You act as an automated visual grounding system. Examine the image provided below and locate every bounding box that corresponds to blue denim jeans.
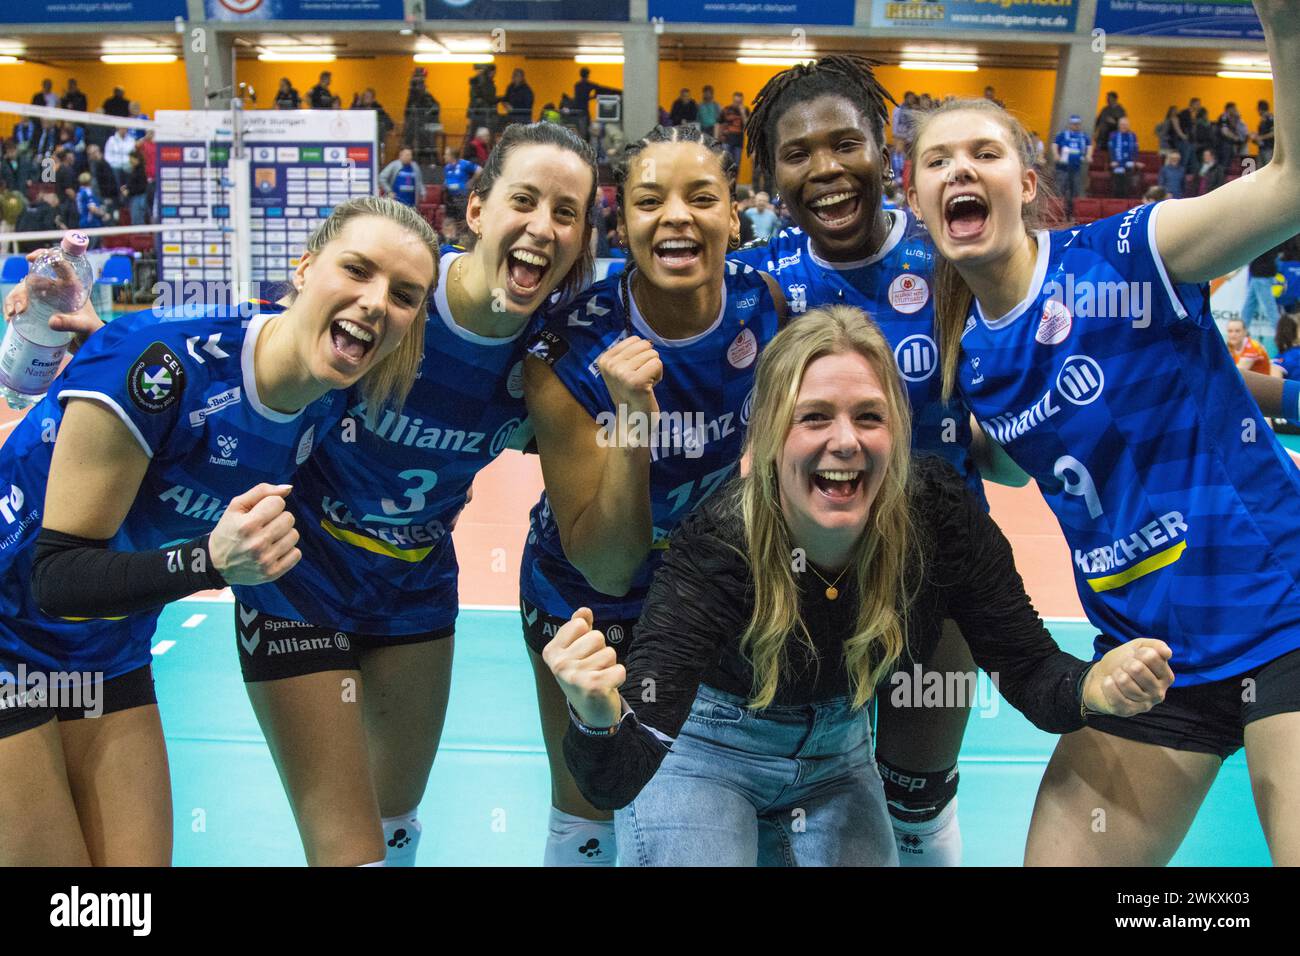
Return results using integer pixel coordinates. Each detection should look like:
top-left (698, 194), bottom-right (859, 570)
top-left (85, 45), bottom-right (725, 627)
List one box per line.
top-left (1241, 275), bottom-right (1280, 337)
top-left (615, 684), bottom-right (898, 866)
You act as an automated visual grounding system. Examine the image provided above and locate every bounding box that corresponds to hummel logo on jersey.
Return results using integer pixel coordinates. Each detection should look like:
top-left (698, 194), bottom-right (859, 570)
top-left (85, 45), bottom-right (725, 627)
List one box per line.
top-left (185, 333), bottom-right (229, 365)
top-left (788, 283), bottom-right (808, 314)
top-left (568, 297), bottom-right (611, 327)
top-left (209, 434), bottom-right (239, 468)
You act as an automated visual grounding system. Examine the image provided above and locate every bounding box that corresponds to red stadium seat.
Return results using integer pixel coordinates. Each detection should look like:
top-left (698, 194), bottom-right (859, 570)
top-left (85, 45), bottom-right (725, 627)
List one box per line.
top-left (1088, 170), bottom-right (1112, 197)
top-left (424, 184), bottom-right (444, 206)
top-left (1101, 198), bottom-right (1136, 219)
top-left (1073, 197), bottom-right (1103, 223)
top-left (417, 203), bottom-right (438, 226)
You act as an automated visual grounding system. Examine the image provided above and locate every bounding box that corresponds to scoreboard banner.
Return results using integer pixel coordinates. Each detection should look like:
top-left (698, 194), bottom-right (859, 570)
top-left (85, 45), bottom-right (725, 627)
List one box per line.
top-left (870, 0), bottom-right (1078, 33)
top-left (155, 110), bottom-right (377, 286)
top-left (0, 0), bottom-right (185, 22)
top-left (425, 0), bottom-right (629, 19)
top-left (647, 0), bottom-right (853, 25)
top-left (204, 0), bottom-right (404, 20)
top-left (1094, 1), bottom-right (1262, 40)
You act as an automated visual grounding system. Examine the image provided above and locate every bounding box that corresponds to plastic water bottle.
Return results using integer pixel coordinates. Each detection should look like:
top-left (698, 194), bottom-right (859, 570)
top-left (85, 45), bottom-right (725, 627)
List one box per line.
top-left (0, 232), bottom-right (93, 409)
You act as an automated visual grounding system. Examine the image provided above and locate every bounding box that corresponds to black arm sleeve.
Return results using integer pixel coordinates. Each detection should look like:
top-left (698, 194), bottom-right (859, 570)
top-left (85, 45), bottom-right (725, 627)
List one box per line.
top-left (922, 461), bottom-right (1089, 734)
top-left (31, 527), bottom-right (228, 618)
top-left (562, 499), bottom-right (752, 810)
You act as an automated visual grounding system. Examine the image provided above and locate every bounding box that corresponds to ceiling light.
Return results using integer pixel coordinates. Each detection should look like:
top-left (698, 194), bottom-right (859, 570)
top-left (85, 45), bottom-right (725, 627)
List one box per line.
top-left (1217, 70), bottom-right (1272, 80)
top-left (100, 54), bottom-right (178, 64)
top-left (257, 50), bottom-right (337, 62)
top-left (414, 53), bottom-right (494, 64)
top-left (441, 37), bottom-right (494, 53)
top-left (574, 54), bottom-right (624, 64)
top-left (1100, 67), bottom-right (1139, 77)
top-left (736, 56), bottom-right (816, 66)
top-left (899, 60), bottom-right (979, 72)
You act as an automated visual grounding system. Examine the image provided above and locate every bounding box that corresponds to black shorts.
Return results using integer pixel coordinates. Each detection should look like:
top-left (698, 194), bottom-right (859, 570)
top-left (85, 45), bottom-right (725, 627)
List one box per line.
top-left (236, 603), bottom-right (454, 683)
top-left (1086, 647), bottom-right (1300, 760)
top-left (0, 665), bottom-right (157, 740)
top-left (520, 598), bottom-right (638, 663)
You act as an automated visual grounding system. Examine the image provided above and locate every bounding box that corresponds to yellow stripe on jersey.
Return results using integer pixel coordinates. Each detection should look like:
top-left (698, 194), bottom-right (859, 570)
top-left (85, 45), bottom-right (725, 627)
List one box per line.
top-left (1087, 540), bottom-right (1186, 593)
top-left (321, 520), bottom-right (433, 563)
top-left (59, 616), bottom-right (128, 622)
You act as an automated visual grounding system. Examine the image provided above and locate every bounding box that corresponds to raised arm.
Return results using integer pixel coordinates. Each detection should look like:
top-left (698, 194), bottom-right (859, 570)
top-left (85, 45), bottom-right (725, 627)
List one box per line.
top-left (524, 347), bottom-right (656, 596)
top-left (1157, 2), bottom-right (1300, 283)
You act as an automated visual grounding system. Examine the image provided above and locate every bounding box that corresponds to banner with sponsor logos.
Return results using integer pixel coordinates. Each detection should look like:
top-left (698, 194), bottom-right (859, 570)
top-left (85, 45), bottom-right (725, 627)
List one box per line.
top-left (425, 0), bottom-right (629, 19)
top-left (871, 0), bottom-right (1078, 33)
top-left (0, 0), bottom-right (185, 21)
top-left (648, 0), bottom-right (853, 25)
top-left (204, 0), bottom-right (403, 20)
top-left (1094, 1), bottom-right (1261, 40)
top-left (154, 110), bottom-right (376, 286)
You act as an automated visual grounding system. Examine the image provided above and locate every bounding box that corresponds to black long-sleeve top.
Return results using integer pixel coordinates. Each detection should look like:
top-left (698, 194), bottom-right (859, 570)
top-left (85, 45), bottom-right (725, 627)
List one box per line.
top-left (564, 456), bottom-right (1091, 811)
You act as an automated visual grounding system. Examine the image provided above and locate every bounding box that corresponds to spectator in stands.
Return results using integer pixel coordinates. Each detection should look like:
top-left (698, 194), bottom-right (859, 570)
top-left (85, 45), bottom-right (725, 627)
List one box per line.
top-left (719, 91), bottom-right (748, 174)
top-left (1191, 106), bottom-right (1216, 168)
top-left (352, 88), bottom-right (394, 152)
top-left (1217, 101), bottom-right (1249, 168)
top-left (137, 128), bottom-right (157, 184)
top-left (1156, 106), bottom-right (1183, 153)
top-left (501, 69), bottom-right (534, 127)
top-left (12, 116), bottom-right (37, 154)
top-left (103, 86), bottom-right (131, 118)
top-left (1, 139), bottom-right (36, 193)
top-left (56, 122), bottom-right (84, 159)
top-left (75, 171), bottom-right (105, 234)
top-left (128, 101), bottom-right (149, 140)
top-left (83, 112), bottom-right (111, 154)
top-left (274, 78), bottom-right (301, 110)
top-left (983, 85), bottom-right (1005, 109)
top-left (1273, 311), bottom-right (1300, 381)
top-left (1256, 99), bottom-right (1275, 166)
top-left (54, 148), bottom-right (78, 204)
top-left (572, 67), bottom-right (621, 140)
top-left (744, 190), bottom-right (781, 242)
top-left (60, 79), bottom-right (87, 114)
top-left (85, 143), bottom-right (118, 215)
top-left (1108, 116), bottom-right (1141, 199)
top-left (1142, 186), bottom-right (1169, 205)
top-left (308, 72), bottom-right (334, 109)
top-left (670, 88), bottom-right (699, 128)
top-left (1241, 244), bottom-right (1284, 336)
top-left (443, 146), bottom-right (480, 222)
top-left (1225, 318), bottom-right (1276, 377)
top-left (31, 119), bottom-right (59, 164)
top-left (1029, 129), bottom-right (1047, 169)
top-left (1053, 113), bottom-right (1092, 217)
top-left (329, 95), bottom-right (343, 109)
top-left (1094, 90), bottom-right (1126, 147)
top-left (1177, 97), bottom-right (1202, 170)
top-left (120, 149), bottom-right (149, 226)
top-left (892, 91), bottom-right (918, 146)
top-left (465, 127), bottom-right (491, 166)
top-left (32, 79), bottom-right (57, 110)
top-left (379, 146), bottom-right (423, 209)
top-left (104, 127), bottom-right (135, 186)
top-left (698, 86), bottom-right (722, 138)
top-left (540, 102), bottom-right (562, 125)
top-left (599, 122), bottom-right (626, 163)
top-left (1195, 147), bottom-right (1225, 195)
top-left (15, 192), bottom-right (66, 252)
top-left (468, 64), bottom-right (498, 133)
top-left (1158, 150), bottom-right (1185, 199)
top-left (403, 70), bottom-right (440, 156)
top-left (918, 92), bottom-right (934, 111)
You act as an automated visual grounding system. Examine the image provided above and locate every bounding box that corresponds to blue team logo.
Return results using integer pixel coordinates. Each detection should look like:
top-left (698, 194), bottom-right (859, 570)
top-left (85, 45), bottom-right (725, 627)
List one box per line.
top-left (127, 341), bottom-right (186, 414)
top-left (894, 334), bottom-right (937, 382)
top-left (1056, 355), bottom-right (1105, 406)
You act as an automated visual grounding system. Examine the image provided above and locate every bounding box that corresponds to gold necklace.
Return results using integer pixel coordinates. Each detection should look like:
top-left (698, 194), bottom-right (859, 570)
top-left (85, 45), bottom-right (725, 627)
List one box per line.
top-left (807, 562), bottom-right (850, 601)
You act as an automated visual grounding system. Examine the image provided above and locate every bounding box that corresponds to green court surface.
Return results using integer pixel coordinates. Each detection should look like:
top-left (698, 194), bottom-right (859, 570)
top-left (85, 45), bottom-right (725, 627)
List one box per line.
top-left (154, 605), bottom-right (1271, 867)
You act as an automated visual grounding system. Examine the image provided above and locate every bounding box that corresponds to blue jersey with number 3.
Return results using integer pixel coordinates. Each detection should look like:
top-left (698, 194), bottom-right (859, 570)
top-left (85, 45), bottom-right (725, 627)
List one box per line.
top-left (956, 203), bottom-right (1300, 683)
top-left (520, 262), bottom-right (783, 621)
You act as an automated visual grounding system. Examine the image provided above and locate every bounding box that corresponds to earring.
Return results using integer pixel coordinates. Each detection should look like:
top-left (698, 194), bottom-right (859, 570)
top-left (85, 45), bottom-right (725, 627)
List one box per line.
top-left (728, 233), bottom-right (741, 249)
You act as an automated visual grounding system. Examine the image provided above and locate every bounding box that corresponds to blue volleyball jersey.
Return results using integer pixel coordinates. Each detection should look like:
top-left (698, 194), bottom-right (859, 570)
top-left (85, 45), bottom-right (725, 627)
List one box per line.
top-left (957, 203), bottom-right (1300, 683)
top-left (733, 208), bottom-right (984, 506)
top-left (237, 249), bottom-right (537, 634)
top-left (0, 306), bottom-right (339, 679)
top-left (521, 261), bottom-right (783, 621)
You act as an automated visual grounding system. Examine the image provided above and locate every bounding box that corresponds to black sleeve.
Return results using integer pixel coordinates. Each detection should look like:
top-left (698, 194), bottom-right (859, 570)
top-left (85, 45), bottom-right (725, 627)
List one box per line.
top-left (918, 460), bottom-right (1089, 734)
top-left (563, 496), bottom-right (752, 810)
top-left (31, 527), bottom-right (228, 618)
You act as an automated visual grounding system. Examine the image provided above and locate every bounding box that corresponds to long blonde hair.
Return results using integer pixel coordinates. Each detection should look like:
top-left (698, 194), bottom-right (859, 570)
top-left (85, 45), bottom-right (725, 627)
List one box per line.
top-left (296, 196), bottom-right (438, 412)
top-left (737, 304), bottom-right (915, 710)
top-left (905, 98), bottom-right (1052, 402)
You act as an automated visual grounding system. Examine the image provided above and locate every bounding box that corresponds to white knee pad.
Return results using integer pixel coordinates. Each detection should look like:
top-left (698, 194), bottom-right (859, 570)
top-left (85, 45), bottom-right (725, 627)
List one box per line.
top-left (382, 809), bottom-right (422, 867)
top-left (544, 807), bottom-right (616, 866)
top-left (892, 797), bottom-right (962, 867)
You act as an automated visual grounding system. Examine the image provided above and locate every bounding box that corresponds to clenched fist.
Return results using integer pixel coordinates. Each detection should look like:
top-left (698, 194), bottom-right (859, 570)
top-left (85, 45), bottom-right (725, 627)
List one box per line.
top-left (543, 607), bottom-right (626, 730)
top-left (1083, 638), bottom-right (1175, 717)
top-left (596, 336), bottom-right (662, 418)
top-left (209, 483), bottom-right (301, 585)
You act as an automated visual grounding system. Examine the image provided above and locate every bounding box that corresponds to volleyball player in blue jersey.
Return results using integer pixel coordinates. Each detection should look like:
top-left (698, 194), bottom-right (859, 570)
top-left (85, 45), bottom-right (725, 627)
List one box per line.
top-left (234, 124), bottom-right (598, 866)
top-left (521, 125), bottom-right (787, 865)
top-left (0, 197), bottom-right (433, 864)
top-left (907, 0), bottom-right (1300, 865)
top-left (731, 55), bottom-right (1020, 866)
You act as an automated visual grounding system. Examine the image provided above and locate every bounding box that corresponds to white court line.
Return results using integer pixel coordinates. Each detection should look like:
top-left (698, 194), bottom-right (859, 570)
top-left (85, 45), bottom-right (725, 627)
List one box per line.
top-left (184, 588), bottom-right (234, 603)
top-left (182, 614), bottom-right (207, 628)
top-left (151, 640), bottom-right (176, 656)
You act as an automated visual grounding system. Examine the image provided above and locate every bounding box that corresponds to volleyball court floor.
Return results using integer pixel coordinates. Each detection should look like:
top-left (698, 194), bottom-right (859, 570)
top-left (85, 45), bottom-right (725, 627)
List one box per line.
top-left (1, 328), bottom-right (1291, 866)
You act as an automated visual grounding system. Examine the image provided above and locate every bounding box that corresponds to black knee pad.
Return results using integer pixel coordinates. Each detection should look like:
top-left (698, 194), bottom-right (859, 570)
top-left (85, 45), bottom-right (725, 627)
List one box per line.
top-left (877, 758), bottom-right (959, 824)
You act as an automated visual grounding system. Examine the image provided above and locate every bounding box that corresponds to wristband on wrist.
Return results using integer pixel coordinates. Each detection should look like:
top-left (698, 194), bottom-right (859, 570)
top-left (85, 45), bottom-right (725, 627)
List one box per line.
top-left (567, 700), bottom-right (625, 737)
top-left (1077, 662), bottom-right (1101, 721)
top-left (1282, 378), bottom-right (1300, 426)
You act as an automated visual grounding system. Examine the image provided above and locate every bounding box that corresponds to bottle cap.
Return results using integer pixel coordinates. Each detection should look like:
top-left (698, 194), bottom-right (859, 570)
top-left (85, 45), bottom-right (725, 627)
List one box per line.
top-left (62, 232), bottom-right (90, 256)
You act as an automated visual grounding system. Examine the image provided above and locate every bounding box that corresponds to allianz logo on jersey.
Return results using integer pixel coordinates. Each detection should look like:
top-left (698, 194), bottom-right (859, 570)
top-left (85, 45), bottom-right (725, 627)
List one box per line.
top-left (978, 354), bottom-right (1105, 445)
top-left (894, 334), bottom-right (937, 383)
top-left (188, 386), bottom-right (242, 427)
top-left (346, 399), bottom-right (517, 457)
top-left (159, 484), bottom-right (227, 523)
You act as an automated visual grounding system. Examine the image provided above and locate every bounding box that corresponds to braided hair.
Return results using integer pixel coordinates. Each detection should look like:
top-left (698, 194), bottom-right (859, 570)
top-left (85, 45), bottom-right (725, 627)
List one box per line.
top-left (612, 123), bottom-right (738, 211)
top-left (745, 55), bottom-right (896, 181)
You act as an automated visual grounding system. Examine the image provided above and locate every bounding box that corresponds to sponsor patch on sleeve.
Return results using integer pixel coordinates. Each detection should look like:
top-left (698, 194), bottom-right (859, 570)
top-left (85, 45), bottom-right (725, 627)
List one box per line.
top-left (127, 341), bottom-right (187, 414)
top-left (527, 329), bottom-right (570, 368)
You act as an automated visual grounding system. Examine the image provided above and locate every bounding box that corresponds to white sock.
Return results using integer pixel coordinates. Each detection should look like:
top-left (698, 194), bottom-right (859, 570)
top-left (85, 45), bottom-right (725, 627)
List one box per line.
top-left (544, 807), bottom-right (616, 866)
top-left (382, 809), bottom-right (422, 867)
top-left (892, 797), bottom-right (962, 867)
